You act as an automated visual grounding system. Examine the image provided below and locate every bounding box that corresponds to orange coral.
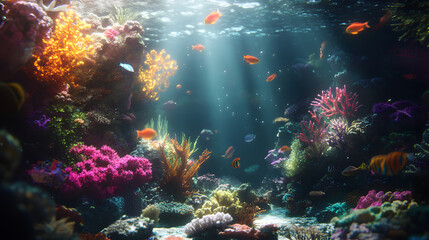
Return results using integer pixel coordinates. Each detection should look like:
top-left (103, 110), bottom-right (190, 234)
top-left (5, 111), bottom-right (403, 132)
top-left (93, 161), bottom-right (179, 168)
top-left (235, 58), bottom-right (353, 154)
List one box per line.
top-left (33, 10), bottom-right (94, 87)
top-left (159, 135), bottom-right (211, 199)
top-left (138, 49), bottom-right (178, 101)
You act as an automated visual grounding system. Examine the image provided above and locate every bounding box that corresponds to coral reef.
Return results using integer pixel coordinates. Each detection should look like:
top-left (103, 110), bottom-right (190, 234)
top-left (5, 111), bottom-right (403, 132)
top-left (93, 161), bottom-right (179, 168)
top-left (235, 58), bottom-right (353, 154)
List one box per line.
top-left (281, 139), bottom-right (310, 178)
top-left (62, 144), bottom-right (152, 199)
top-left (372, 100), bottom-right (424, 125)
top-left (0, 130), bottom-right (22, 181)
top-left (219, 223), bottom-right (279, 240)
top-left (137, 49), bottom-right (178, 101)
top-left (32, 10), bottom-right (94, 87)
top-left (388, 0), bottom-right (429, 47)
top-left (141, 204), bottom-right (160, 226)
top-left (158, 134), bottom-right (211, 200)
top-left (414, 127), bottom-right (429, 169)
top-left (195, 173), bottom-right (220, 193)
top-left (315, 202), bottom-right (350, 223)
top-left (184, 212), bottom-right (233, 238)
top-left (326, 118), bottom-right (349, 151)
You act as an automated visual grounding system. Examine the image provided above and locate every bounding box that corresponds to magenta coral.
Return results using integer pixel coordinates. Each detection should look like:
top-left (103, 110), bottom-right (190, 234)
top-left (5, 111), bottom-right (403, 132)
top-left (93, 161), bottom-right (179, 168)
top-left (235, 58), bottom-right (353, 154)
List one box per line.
top-left (295, 111), bottom-right (327, 145)
top-left (62, 144), bottom-right (152, 199)
top-left (311, 85), bottom-right (361, 119)
top-left (353, 190), bottom-right (412, 210)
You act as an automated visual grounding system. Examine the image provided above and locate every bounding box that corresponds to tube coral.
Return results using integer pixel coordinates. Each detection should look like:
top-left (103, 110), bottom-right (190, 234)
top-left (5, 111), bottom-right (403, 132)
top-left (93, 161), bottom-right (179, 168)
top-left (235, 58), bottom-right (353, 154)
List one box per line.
top-left (32, 10), bottom-right (94, 87)
top-left (138, 49), bottom-right (178, 101)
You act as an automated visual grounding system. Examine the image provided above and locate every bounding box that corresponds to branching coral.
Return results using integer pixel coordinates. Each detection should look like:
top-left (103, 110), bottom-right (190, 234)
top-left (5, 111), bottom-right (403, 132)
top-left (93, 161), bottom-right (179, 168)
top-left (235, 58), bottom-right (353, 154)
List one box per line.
top-left (138, 49), bottom-right (178, 101)
top-left (32, 10), bottom-right (94, 87)
top-left (158, 134), bottom-right (210, 199)
top-left (388, 0), bottom-right (429, 47)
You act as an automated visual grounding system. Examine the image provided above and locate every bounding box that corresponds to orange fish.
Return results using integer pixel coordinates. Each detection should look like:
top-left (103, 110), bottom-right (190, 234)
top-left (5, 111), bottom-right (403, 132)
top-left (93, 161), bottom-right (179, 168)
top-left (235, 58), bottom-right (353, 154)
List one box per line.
top-left (373, 11), bottom-right (391, 32)
top-left (369, 151), bottom-right (407, 176)
top-left (176, 84), bottom-right (182, 89)
top-left (280, 145), bottom-right (290, 152)
top-left (243, 55), bottom-right (259, 64)
top-left (222, 146), bottom-right (235, 159)
top-left (345, 22), bottom-right (370, 35)
top-left (232, 157), bottom-right (240, 168)
top-left (204, 9), bottom-right (222, 24)
top-left (186, 90), bottom-right (192, 95)
top-left (320, 41), bottom-right (327, 59)
top-left (266, 73), bottom-right (277, 82)
top-left (192, 44), bottom-right (205, 52)
top-left (136, 128), bottom-right (157, 140)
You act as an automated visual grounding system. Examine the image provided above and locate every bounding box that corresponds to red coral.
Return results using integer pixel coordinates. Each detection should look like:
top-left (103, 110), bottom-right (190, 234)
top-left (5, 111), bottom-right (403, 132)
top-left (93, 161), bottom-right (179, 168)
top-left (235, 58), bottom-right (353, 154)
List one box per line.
top-left (311, 85), bottom-right (361, 119)
top-left (295, 111), bottom-right (327, 145)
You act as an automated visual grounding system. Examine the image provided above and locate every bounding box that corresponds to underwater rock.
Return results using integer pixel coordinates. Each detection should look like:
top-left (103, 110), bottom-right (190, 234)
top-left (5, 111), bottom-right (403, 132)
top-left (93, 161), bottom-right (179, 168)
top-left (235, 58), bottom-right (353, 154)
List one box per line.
top-left (315, 202), bottom-right (350, 223)
top-left (101, 215), bottom-right (153, 240)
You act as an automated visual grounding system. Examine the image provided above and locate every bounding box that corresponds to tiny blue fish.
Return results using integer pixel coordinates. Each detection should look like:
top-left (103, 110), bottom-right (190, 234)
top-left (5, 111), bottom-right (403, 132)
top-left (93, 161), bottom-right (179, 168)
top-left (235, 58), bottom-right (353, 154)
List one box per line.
top-left (119, 63), bottom-right (134, 72)
top-left (244, 134), bottom-right (256, 143)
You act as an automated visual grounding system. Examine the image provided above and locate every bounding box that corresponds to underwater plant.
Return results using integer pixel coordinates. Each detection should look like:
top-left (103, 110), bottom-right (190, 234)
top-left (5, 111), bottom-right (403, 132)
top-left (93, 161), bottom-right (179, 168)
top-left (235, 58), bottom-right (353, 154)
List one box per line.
top-left (109, 6), bottom-right (139, 25)
top-left (144, 115), bottom-right (169, 142)
top-left (388, 0), bottom-right (429, 47)
top-left (32, 10), bottom-right (94, 87)
top-left (158, 134), bottom-right (210, 199)
top-left (138, 49), bottom-right (178, 101)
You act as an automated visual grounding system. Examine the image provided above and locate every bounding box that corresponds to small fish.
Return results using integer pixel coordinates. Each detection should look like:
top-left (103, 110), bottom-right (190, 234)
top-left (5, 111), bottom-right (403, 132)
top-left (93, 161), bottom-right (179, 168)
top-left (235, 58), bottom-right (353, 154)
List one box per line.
top-left (341, 164), bottom-right (366, 176)
top-left (319, 41), bottom-right (327, 59)
top-left (232, 157), bottom-right (240, 168)
top-left (192, 44), bottom-right (205, 52)
top-left (309, 191), bottom-right (326, 197)
top-left (204, 9), bottom-right (222, 24)
top-left (345, 22), bottom-right (370, 35)
top-left (222, 146), bottom-right (235, 159)
top-left (136, 128), bottom-right (157, 140)
top-left (280, 145), bottom-right (290, 152)
top-left (273, 117), bottom-right (289, 123)
top-left (119, 63), bottom-right (134, 72)
top-left (244, 134), bottom-right (256, 143)
top-left (186, 90), bottom-right (192, 95)
top-left (266, 73), bottom-right (277, 82)
top-left (373, 11), bottom-right (391, 32)
top-left (243, 55), bottom-right (260, 64)
top-left (176, 84), bottom-right (182, 89)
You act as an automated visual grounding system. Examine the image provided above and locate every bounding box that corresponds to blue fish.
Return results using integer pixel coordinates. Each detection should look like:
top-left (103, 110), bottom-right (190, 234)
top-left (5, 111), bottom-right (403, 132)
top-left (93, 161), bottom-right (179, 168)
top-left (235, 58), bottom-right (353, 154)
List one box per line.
top-left (244, 134), bottom-right (256, 142)
top-left (119, 63), bottom-right (134, 72)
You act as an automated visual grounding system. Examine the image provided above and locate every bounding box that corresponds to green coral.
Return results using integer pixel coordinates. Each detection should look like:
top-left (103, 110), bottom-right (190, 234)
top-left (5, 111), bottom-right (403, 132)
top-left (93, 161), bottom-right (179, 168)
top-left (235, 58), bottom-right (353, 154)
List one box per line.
top-left (282, 139), bottom-right (309, 178)
top-left (333, 200), bottom-right (418, 227)
top-left (388, 0), bottom-right (429, 47)
top-left (154, 201), bottom-right (194, 226)
top-left (194, 190), bottom-right (242, 220)
top-left (47, 104), bottom-right (85, 164)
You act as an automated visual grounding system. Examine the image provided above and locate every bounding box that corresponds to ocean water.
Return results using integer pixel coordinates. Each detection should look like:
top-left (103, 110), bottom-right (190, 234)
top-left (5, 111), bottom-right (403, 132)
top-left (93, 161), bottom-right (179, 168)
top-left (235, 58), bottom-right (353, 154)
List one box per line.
top-left (1, 0), bottom-right (429, 239)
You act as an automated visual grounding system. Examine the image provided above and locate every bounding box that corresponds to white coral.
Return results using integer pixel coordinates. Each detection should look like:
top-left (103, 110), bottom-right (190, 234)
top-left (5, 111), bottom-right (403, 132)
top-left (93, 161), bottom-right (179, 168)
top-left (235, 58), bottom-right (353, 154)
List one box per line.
top-left (184, 212), bottom-right (233, 237)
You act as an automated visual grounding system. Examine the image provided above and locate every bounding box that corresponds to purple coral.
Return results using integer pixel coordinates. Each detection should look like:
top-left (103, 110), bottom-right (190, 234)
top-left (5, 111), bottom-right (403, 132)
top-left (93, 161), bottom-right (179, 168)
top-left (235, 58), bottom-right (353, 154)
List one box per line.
top-left (62, 144), bottom-right (152, 199)
top-left (0, 1), bottom-right (53, 73)
top-left (372, 100), bottom-right (424, 125)
top-left (326, 118), bottom-right (349, 150)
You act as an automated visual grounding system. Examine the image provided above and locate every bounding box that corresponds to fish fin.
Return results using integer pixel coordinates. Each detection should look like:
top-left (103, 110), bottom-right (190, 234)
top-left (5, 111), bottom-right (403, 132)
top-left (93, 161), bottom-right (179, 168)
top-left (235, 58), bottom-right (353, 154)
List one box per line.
top-left (359, 163), bottom-right (368, 170)
top-left (365, 22), bottom-right (370, 28)
top-left (217, 9), bottom-right (222, 16)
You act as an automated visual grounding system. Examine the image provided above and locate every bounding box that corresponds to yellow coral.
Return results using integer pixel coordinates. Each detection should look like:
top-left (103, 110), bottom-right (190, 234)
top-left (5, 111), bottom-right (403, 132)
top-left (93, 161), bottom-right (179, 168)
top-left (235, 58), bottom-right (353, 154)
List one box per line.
top-left (33, 10), bottom-right (94, 86)
top-left (194, 190), bottom-right (242, 219)
top-left (138, 49), bottom-right (178, 101)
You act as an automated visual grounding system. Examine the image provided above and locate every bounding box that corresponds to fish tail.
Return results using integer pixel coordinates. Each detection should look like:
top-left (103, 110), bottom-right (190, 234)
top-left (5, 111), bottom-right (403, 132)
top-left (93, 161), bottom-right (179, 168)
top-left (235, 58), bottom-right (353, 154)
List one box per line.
top-left (364, 22), bottom-right (370, 28)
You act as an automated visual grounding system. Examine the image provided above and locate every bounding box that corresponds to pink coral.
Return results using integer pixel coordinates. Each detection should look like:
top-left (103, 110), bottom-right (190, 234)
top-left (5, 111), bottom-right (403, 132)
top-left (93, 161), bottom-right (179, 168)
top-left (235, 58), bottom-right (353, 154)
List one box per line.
top-left (62, 144), bottom-right (152, 199)
top-left (311, 85), bottom-right (361, 119)
top-left (353, 190), bottom-right (412, 210)
top-left (295, 111), bottom-right (327, 145)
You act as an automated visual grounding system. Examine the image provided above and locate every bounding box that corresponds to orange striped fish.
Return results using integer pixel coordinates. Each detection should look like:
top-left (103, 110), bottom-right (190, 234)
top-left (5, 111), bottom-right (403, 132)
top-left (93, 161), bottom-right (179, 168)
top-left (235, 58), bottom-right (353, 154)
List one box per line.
top-left (369, 152), bottom-right (407, 176)
top-left (232, 157), bottom-right (240, 168)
